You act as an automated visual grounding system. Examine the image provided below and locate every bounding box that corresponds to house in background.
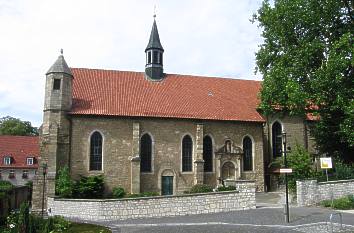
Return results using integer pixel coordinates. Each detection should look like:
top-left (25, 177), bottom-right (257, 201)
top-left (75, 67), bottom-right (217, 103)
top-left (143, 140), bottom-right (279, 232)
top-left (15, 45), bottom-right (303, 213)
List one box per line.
top-left (0, 135), bottom-right (39, 186)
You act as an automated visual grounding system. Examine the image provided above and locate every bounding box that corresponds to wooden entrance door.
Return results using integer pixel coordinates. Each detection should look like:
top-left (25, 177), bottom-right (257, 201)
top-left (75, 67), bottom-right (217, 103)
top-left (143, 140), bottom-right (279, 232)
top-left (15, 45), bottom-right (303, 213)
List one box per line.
top-left (162, 176), bottom-right (173, 195)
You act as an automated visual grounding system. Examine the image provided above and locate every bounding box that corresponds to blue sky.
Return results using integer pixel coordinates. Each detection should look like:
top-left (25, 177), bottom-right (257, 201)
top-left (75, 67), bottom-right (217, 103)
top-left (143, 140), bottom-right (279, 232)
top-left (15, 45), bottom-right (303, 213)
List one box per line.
top-left (0, 0), bottom-right (263, 126)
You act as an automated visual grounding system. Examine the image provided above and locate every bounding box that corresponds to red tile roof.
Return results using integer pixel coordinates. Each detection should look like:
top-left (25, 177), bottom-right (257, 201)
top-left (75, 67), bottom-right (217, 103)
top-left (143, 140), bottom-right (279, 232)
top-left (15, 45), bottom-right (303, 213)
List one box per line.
top-left (0, 136), bottom-right (39, 169)
top-left (71, 68), bottom-right (265, 122)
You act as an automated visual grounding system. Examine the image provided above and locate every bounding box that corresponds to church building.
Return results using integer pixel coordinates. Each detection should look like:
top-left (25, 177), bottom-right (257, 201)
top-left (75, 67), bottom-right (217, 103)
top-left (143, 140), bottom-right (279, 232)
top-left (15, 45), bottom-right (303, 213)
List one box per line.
top-left (32, 18), bottom-right (316, 211)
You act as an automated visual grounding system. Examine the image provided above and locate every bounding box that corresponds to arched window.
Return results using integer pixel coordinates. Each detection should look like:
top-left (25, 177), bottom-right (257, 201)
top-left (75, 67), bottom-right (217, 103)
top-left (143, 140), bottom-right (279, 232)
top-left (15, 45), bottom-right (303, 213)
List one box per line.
top-left (140, 134), bottom-right (152, 172)
top-left (182, 135), bottom-right (193, 172)
top-left (243, 136), bottom-right (253, 171)
top-left (272, 122), bottom-right (282, 158)
top-left (203, 136), bottom-right (213, 172)
top-left (90, 131), bottom-right (102, 171)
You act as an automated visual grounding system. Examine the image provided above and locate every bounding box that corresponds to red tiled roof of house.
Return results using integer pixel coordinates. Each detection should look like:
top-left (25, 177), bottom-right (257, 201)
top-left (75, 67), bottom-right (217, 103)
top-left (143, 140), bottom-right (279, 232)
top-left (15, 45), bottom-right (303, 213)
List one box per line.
top-left (0, 136), bottom-right (39, 169)
top-left (71, 68), bottom-right (265, 122)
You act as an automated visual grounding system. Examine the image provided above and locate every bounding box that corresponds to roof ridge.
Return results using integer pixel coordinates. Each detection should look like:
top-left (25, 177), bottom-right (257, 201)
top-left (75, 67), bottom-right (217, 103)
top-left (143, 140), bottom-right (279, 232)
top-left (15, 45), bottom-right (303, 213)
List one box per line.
top-left (71, 67), bottom-right (262, 82)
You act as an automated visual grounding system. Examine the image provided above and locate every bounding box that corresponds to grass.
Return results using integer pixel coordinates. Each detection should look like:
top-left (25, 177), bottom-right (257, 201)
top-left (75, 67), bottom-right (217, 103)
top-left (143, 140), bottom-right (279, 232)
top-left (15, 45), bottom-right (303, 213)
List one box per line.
top-left (0, 222), bottom-right (111, 233)
top-left (64, 223), bottom-right (111, 233)
top-left (320, 195), bottom-right (354, 210)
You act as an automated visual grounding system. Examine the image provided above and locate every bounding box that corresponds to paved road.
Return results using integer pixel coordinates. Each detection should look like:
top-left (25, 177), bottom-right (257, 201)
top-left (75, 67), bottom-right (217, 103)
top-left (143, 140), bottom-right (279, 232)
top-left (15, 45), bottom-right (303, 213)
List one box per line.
top-left (73, 192), bottom-right (354, 233)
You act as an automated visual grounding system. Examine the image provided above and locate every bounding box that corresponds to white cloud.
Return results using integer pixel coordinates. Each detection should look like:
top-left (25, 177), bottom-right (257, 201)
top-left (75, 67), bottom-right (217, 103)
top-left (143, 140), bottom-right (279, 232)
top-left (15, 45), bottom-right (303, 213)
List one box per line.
top-left (0, 0), bottom-right (263, 126)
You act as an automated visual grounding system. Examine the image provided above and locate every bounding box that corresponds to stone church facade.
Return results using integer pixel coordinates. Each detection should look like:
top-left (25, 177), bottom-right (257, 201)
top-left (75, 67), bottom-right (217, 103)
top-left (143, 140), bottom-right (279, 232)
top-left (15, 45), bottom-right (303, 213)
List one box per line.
top-left (32, 19), bottom-right (316, 211)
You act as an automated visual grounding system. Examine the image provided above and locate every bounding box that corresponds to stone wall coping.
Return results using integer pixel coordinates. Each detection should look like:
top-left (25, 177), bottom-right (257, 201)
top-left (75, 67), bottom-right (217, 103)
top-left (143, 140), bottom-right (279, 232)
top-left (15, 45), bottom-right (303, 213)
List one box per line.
top-left (48, 190), bottom-right (245, 202)
top-left (318, 179), bottom-right (354, 185)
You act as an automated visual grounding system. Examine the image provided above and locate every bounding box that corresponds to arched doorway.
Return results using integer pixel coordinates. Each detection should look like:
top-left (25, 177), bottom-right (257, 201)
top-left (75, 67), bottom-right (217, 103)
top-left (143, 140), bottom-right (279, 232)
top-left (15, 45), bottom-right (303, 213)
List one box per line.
top-left (221, 161), bottom-right (235, 180)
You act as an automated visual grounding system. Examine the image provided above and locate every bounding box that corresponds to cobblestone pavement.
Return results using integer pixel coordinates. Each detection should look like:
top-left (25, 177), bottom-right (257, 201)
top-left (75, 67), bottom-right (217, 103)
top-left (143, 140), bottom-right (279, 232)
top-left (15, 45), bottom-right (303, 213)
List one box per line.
top-left (75, 206), bottom-right (354, 233)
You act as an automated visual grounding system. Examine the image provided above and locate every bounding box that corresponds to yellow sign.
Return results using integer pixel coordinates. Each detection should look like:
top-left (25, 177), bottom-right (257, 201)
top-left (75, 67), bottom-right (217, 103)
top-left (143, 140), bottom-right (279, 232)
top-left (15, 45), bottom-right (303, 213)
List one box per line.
top-left (320, 157), bottom-right (332, 169)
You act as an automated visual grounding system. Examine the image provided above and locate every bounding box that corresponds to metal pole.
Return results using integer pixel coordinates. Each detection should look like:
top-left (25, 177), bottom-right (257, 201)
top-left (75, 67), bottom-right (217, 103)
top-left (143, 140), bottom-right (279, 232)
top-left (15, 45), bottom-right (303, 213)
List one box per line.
top-left (283, 133), bottom-right (290, 223)
top-left (41, 163), bottom-right (47, 218)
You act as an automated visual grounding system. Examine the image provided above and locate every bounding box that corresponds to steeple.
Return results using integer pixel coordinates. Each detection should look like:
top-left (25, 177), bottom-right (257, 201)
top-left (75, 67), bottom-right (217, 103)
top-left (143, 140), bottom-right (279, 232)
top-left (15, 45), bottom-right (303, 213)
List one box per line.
top-left (145, 16), bottom-right (164, 80)
top-left (46, 50), bottom-right (73, 76)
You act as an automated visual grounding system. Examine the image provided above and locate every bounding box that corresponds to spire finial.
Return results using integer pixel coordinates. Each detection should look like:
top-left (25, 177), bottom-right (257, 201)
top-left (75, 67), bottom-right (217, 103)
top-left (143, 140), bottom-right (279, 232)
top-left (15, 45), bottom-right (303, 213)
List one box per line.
top-left (153, 5), bottom-right (156, 19)
top-left (60, 48), bottom-right (63, 55)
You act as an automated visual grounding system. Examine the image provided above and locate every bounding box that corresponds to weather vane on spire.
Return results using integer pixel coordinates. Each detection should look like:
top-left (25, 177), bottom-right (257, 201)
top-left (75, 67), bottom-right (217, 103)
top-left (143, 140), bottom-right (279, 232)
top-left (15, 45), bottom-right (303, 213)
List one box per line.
top-left (60, 48), bottom-right (63, 55)
top-left (153, 5), bottom-right (156, 18)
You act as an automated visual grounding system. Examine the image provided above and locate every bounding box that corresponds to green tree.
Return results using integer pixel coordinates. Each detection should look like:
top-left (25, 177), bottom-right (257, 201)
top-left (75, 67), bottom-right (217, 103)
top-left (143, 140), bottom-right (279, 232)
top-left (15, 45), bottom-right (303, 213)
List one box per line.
top-left (0, 116), bottom-right (38, 136)
top-left (253, 0), bottom-right (354, 162)
top-left (55, 166), bottom-right (74, 198)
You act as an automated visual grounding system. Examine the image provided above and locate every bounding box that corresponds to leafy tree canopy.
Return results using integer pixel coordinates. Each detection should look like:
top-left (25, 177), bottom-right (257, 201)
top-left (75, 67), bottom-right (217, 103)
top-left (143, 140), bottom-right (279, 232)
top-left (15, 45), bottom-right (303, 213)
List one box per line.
top-left (0, 116), bottom-right (38, 136)
top-left (253, 0), bottom-right (353, 161)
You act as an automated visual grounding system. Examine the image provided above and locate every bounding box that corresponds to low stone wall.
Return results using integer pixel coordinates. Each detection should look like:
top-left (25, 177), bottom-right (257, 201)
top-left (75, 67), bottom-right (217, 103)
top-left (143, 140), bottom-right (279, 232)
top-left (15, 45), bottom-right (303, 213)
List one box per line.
top-left (47, 181), bottom-right (255, 221)
top-left (297, 179), bottom-right (354, 206)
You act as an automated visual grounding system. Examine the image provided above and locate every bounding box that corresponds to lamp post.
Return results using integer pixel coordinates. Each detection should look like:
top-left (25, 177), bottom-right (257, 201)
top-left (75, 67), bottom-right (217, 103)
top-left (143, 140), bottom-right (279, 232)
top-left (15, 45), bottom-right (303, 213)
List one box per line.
top-left (41, 163), bottom-right (47, 218)
top-left (282, 132), bottom-right (290, 223)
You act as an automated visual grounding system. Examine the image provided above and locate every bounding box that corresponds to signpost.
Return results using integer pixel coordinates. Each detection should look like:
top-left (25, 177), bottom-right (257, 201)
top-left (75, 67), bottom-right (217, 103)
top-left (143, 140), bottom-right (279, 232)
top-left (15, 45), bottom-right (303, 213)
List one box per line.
top-left (279, 168), bottom-right (293, 173)
top-left (320, 157), bottom-right (332, 182)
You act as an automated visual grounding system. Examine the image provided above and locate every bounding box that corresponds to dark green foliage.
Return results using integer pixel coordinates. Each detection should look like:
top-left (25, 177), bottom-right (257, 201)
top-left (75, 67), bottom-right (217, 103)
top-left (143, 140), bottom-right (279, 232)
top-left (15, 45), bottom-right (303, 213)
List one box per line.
top-left (320, 195), bottom-right (354, 210)
top-left (189, 184), bottom-right (213, 194)
top-left (276, 145), bottom-right (319, 192)
top-left (253, 0), bottom-right (354, 162)
top-left (74, 175), bottom-right (104, 198)
top-left (0, 180), bottom-right (13, 192)
top-left (18, 202), bottom-right (29, 233)
top-left (55, 166), bottom-right (74, 198)
top-left (112, 187), bottom-right (125, 198)
top-left (0, 116), bottom-right (38, 136)
top-left (332, 159), bottom-right (354, 180)
top-left (217, 186), bottom-right (236, 192)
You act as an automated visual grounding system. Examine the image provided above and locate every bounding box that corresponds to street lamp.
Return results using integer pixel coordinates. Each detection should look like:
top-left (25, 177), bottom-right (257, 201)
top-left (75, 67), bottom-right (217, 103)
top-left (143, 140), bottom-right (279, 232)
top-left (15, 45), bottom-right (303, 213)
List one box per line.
top-left (282, 132), bottom-right (290, 223)
top-left (41, 163), bottom-right (48, 218)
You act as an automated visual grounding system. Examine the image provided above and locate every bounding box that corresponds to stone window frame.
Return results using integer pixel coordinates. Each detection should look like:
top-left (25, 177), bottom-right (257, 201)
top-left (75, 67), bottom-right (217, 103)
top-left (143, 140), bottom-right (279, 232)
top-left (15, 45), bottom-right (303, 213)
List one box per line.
top-left (180, 133), bottom-right (194, 173)
top-left (271, 120), bottom-right (284, 159)
top-left (241, 134), bottom-right (255, 172)
top-left (203, 134), bottom-right (215, 173)
top-left (9, 170), bottom-right (15, 179)
top-left (140, 132), bottom-right (155, 174)
top-left (87, 130), bottom-right (105, 173)
top-left (22, 170), bottom-right (29, 179)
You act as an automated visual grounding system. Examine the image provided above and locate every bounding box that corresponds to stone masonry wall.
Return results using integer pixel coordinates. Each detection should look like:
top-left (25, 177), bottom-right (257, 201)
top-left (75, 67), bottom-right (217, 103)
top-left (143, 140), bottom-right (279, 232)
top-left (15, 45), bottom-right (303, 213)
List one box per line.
top-left (47, 181), bottom-right (255, 221)
top-left (70, 116), bottom-right (265, 194)
top-left (297, 179), bottom-right (354, 206)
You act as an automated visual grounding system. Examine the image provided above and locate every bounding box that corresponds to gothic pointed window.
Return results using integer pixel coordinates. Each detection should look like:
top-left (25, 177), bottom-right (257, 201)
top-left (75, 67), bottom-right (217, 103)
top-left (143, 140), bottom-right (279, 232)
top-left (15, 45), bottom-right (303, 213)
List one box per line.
top-left (140, 134), bottom-right (152, 172)
top-left (243, 136), bottom-right (253, 171)
top-left (272, 122), bottom-right (282, 158)
top-left (182, 135), bottom-right (193, 172)
top-left (203, 136), bottom-right (213, 172)
top-left (90, 131), bottom-right (102, 171)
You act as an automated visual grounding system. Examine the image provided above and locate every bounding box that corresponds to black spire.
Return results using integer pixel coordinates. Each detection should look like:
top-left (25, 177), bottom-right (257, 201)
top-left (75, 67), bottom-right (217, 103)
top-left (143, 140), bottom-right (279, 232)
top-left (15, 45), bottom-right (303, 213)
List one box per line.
top-left (145, 17), bottom-right (164, 80)
top-left (145, 19), bottom-right (164, 52)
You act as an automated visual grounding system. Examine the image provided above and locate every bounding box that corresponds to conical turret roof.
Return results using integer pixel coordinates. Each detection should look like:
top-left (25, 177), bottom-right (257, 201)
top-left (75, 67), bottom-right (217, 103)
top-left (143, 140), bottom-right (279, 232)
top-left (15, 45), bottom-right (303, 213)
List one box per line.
top-left (46, 55), bottom-right (73, 76)
top-left (145, 19), bottom-right (164, 52)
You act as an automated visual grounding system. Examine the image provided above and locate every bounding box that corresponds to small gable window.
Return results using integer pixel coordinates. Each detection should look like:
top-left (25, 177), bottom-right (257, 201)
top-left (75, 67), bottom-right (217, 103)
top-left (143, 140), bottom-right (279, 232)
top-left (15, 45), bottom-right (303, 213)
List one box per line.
top-left (90, 131), bottom-right (103, 171)
top-left (53, 79), bottom-right (61, 90)
top-left (27, 157), bottom-right (34, 165)
top-left (182, 135), bottom-right (193, 172)
top-left (4, 156), bottom-right (11, 165)
top-left (243, 136), bottom-right (253, 171)
top-left (140, 133), bottom-right (152, 172)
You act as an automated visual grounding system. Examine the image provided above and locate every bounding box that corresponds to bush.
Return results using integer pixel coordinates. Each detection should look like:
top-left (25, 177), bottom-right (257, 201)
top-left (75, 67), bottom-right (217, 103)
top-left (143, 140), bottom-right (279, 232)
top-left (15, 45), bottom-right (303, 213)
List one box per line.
top-left (278, 144), bottom-right (319, 193)
top-left (189, 184), bottom-right (213, 194)
top-left (56, 166), bottom-right (74, 198)
top-left (74, 175), bottom-right (104, 198)
top-left (112, 187), bottom-right (125, 198)
top-left (320, 195), bottom-right (354, 210)
top-left (217, 186), bottom-right (236, 192)
top-left (125, 192), bottom-right (159, 198)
